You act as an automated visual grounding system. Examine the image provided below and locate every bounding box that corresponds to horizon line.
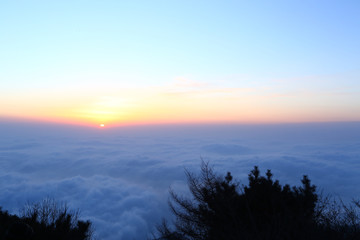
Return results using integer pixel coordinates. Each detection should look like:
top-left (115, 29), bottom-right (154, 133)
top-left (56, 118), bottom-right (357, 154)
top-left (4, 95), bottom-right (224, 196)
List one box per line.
top-left (1, 116), bottom-right (360, 129)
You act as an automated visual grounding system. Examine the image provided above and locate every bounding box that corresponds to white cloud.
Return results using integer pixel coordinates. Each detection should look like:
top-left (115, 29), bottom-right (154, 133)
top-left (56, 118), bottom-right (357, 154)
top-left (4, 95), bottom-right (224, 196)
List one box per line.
top-left (0, 121), bottom-right (360, 239)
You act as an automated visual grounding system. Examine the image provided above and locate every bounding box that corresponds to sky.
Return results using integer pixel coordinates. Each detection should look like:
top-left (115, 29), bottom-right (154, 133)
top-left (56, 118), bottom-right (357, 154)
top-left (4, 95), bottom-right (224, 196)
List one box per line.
top-left (1, 2), bottom-right (360, 240)
top-left (1, 1), bottom-right (360, 126)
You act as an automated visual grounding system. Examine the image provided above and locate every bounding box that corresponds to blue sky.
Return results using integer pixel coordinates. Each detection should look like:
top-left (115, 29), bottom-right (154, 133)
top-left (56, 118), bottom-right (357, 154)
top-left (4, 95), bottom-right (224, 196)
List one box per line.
top-left (1, 1), bottom-right (360, 125)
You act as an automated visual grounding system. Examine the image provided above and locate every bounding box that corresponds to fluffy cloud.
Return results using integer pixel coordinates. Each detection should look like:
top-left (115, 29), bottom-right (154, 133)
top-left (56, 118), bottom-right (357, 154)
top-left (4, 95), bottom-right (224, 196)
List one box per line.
top-left (0, 121), bottom-right (360, 239)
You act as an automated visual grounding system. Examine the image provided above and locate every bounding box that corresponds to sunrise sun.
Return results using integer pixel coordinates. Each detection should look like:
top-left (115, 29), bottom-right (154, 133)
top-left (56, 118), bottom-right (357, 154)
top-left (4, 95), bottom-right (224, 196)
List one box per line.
top-left (99, 124), bottom-right (105, 128)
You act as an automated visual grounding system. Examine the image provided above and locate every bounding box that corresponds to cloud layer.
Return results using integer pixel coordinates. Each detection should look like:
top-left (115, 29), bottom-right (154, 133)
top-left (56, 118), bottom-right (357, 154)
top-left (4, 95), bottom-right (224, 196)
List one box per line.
top-left (0, 121), bottom-right (360, 239)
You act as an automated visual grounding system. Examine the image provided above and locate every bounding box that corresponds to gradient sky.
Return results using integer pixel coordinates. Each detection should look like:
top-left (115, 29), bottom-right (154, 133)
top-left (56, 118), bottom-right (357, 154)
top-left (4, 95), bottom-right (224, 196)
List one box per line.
top-left (1, 1), bottom-right (360, 126)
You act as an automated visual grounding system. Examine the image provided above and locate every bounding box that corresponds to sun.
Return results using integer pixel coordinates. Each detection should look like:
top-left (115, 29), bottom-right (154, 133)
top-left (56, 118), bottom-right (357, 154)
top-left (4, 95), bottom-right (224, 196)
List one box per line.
top-left (99, 123), bottom-right (105, 128)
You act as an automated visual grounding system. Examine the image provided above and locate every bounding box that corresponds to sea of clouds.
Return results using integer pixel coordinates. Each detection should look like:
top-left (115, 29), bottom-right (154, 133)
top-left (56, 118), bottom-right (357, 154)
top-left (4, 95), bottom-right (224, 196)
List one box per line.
top-left (0, 121), bottom-right (360, 240)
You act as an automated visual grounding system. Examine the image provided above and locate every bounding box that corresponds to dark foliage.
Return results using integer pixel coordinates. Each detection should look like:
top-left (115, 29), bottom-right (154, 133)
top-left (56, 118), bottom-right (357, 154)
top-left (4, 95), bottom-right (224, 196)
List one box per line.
top-left (155, 163), bottom-right (360, 240)
top-left (0, 198), bottom-right (93, 240)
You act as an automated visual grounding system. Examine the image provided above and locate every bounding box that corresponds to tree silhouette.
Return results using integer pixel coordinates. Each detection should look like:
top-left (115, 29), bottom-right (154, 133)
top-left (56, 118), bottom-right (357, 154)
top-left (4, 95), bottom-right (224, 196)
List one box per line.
top-left (155, 163), bottom-right (360, 240)
top-left (0, 198), bottom-right (93, 240)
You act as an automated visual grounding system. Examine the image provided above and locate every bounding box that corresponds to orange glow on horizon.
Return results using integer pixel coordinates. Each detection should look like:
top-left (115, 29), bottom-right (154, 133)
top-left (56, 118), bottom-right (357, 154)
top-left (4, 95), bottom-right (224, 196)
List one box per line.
top-left (1, 112), bottom-right (359, 129)
top-left (2, 80), bottom-right (360, 126)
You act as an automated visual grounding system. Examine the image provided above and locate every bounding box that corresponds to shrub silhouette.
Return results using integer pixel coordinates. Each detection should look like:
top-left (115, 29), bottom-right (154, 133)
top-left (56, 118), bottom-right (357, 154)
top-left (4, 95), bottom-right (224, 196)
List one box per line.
top-left (0, 198), bottom-right (93, 240)
top-left (155, 163), bottom-right (360, 240)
